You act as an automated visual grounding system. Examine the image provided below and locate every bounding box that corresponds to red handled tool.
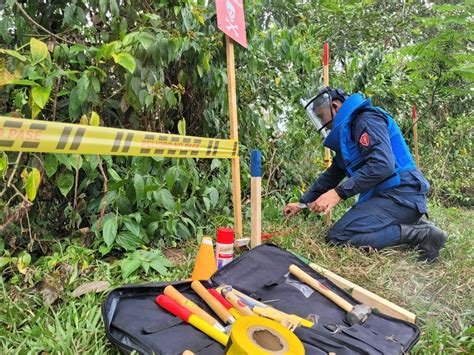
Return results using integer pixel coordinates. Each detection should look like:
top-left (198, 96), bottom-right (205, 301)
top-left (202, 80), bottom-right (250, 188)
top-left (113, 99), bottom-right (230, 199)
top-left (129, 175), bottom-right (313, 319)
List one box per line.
top-left (156, 295), bottom-right (229, 346)
top-left (208, 288), bottom-right (241, 320)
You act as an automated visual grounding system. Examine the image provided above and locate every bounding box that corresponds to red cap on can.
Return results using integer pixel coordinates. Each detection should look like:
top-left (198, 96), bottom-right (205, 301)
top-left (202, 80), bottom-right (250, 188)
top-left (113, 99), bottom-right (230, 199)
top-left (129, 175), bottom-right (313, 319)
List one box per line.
top-left (217, 227), bottom-right (234, 244)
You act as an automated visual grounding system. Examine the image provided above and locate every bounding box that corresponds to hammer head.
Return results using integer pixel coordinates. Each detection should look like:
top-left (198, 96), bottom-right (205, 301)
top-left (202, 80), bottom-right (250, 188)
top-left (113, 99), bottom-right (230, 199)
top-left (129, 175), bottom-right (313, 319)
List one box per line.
top-left (346, 304), bottom-right (372, 325)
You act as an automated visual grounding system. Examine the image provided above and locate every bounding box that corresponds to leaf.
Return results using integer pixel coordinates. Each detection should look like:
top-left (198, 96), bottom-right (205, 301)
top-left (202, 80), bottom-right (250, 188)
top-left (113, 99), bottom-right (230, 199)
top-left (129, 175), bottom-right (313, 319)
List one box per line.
top-left (10, 79), bottom-right (40, 87)
top-left (0, 257), bottom-right (11, 269)
top-left (35, 280), bottom-right (58, 305)
top-left (164, 87), bottom-right (176, 107)
top-left (177, 118), bottom-right (186, 135)
top-left (206, 187), bottom-right (219, 207)
top-left (165, 166), bottom-right (179, 190)
top-left (210, 158), bottom-right (221, 171)
top-left (159, 189), bottom-right (176, 211)
top-left (31, 103), bottom-right (41, 119)
top-left (25, 168), bottom-right (41, 201)
top-left (137, 32), bottom-right (155, 50)
top-left (55, 153), bottom-right (75, 170)
top-left (120, 258), bottom-right (141, 278)
top-left (30, 38), bottom-right (49, 65)
top-left (203, 196), bottom-right (210, 211)
top-left (0, 58), bottom-right (16, 87)
top-left (108, 168), bottom-right (121, 181)
top-left (43, 154), bottom-right (58, 177)
top-left (103, 214), bottom-right (118, 247)
top-left (116, 232), bottom-right (142, 251)
top-left (109, 0), bottom-right (119, 17)
top-left (0, 151), bottom-right (8, 178)
top-left (72, 281), bottom-right (110, 297)
top-left (20, 168), bottom-right (28, 183)
top-left (0, 49), bottom-right (27, 61)
top-left (76, 75), bottom-right (90, 103)
top-left (57, 172), bottom-right (74, 197)
top-left (80, 114), bottom-right (89, 125)
top-left (68, 87), bottom-right (81, 119)
top-left (112, 53), bottom-right (136, 74)
top-left (123, 218), bottom-right (141, 236)
top-left (149, 259), bottom-right (170, 275)
top-left (133, 173), bottom-right (144, 204)
top-left (62, 5), bottom-right (76, 27)
top-left (90, 111), bottom-right (100, 126)
top-left (17, 253), bottom-right (31, 274)
top-left (99, 0), bottom-right (108, 17)
top-left (31, 86), bottom-right (52, 109)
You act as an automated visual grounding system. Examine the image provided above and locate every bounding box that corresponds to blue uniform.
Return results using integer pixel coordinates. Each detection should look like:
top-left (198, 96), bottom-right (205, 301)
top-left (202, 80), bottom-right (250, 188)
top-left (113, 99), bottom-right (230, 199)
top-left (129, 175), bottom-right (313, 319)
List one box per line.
top-left (300, 95), bottom-right (430, 249)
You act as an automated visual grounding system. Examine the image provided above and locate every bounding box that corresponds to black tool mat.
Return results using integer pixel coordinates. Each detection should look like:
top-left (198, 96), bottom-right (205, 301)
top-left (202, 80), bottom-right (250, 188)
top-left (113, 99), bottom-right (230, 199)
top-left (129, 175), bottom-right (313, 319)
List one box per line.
top-left (102, 244), bottom-right (419, 354)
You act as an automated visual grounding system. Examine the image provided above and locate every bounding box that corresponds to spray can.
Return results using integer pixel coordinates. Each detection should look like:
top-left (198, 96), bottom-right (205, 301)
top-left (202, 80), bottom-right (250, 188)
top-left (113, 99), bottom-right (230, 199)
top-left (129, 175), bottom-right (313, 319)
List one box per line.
top-left (215, 227), bottom-right (234, 269)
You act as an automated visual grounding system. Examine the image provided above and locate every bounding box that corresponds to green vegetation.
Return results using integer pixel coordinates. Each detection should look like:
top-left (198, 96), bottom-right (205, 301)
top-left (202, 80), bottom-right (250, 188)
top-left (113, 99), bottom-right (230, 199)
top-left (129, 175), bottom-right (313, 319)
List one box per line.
top-left (0, 0), bottom-right (472, 353)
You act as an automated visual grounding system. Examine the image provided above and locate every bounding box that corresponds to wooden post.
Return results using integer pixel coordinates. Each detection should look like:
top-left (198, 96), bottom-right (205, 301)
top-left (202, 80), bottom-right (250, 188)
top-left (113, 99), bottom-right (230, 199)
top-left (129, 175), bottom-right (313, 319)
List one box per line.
top-left (323, 42), bottom-right (332, 224)
top-left (250, 150), bottom-right (262, 248)
top-left (412, 105), bottom-right (420, 168)
top-left (225, 36), bottom-right (243, 238)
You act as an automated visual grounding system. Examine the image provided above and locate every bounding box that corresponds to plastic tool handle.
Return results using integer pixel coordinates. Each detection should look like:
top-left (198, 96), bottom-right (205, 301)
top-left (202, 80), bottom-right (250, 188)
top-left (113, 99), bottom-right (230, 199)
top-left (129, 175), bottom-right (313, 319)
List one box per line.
top-left (208, 288), bottom-right (233, 310)
top-left (163, 285), bottom-right (220, 326)
top-left (156, 295), bottom-right (229, 346)
top-left (191, 281), bottom-right (234, 324)
top-left (289, 265), bottom-right (353, 312)
top-left (156, 295), bottom-right (192, 322)
top-left (221, 287), bottom-right (255, 316)
top-left (209, 288), bottom-right (241, 319)
top-left (230, 287), bottom-right (314, 328)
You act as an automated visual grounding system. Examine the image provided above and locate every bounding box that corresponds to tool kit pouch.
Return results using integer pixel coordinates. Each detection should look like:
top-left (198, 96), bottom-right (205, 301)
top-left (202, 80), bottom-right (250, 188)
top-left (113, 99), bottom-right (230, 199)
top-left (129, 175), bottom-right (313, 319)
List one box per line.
top-left (102, 244), bottom-right (420, 354)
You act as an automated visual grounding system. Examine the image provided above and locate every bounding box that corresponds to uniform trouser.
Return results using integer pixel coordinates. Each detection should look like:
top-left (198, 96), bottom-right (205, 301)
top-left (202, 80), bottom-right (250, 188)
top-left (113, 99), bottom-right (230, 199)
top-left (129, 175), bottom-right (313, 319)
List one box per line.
top-left (326, 196), bottom-right (423, 250)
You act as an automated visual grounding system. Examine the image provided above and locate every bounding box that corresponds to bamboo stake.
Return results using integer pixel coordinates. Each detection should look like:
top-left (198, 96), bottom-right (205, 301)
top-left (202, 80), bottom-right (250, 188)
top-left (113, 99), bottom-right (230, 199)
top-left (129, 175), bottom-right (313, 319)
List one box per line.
top-left (225, 36), bottom-right (243, 238)
top-left (412, 105), bottom-right (420, 168)
top-left (323, 42), bottom-right (332, 224)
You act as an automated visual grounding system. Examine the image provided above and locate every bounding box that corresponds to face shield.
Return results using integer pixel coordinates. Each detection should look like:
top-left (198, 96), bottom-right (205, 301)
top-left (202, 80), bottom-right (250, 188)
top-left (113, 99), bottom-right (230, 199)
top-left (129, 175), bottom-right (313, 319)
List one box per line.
top-left (300, 89), bottom-right (333, 139)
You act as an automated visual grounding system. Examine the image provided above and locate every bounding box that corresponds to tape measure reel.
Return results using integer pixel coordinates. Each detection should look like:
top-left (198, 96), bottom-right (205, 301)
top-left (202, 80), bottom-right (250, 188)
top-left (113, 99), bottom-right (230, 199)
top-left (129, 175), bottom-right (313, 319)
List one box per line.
top-left (226, 316), bottom-right (305, 355)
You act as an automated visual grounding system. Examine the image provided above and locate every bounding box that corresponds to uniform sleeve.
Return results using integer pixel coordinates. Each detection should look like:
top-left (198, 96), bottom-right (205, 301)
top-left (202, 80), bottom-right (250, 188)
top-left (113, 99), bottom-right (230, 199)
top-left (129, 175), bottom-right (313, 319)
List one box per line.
top-left (335, 110), bottom-right (395, 200)
top-left (300, 159), bottom-right (346, 203)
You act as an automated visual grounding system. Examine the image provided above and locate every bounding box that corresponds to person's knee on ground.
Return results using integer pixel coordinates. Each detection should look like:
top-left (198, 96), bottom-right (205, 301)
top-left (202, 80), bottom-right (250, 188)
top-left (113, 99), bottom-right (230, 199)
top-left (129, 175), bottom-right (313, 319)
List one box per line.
top-left (400, 219), bottom-right (448, 262)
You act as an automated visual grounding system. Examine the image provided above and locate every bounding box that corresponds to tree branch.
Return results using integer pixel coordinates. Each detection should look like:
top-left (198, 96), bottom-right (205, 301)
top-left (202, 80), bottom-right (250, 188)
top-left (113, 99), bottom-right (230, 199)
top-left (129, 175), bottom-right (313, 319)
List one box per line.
top-left (96, 157), bottom-right (108, 229)
top-left (0, 152), bottom-right (22, 198)
top-left (15, 2), bottom-right (75, 45)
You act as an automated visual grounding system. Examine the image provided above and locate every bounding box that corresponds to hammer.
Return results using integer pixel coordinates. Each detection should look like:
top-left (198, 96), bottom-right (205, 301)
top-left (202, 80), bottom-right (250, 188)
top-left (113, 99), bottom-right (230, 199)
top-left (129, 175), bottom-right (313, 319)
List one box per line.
top-left (289, 265), bottom-right (371, 325)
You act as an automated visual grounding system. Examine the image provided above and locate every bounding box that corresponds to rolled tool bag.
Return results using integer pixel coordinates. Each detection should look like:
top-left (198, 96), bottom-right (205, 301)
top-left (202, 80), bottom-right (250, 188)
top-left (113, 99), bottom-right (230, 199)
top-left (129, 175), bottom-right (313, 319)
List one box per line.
top-left (102, 244), bottom-right (420, 354)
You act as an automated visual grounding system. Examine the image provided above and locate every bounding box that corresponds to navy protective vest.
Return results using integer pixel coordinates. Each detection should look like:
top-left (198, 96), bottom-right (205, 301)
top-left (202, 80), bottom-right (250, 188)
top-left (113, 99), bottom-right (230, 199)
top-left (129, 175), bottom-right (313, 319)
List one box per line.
top-left (323, 94), bottom-right (416, 203)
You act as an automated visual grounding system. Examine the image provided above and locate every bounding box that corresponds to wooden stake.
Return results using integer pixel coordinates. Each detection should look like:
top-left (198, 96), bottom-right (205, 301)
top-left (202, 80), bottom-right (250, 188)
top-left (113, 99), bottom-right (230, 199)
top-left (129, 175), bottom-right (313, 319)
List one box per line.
top-left (412, 105), bottom-right (420, 168)
top-left (250, 150), bottom-right (262, 248)
top-left (323, 42), bottom-right (332, 224)
top-left (225, 36), bottom-right (243, 238)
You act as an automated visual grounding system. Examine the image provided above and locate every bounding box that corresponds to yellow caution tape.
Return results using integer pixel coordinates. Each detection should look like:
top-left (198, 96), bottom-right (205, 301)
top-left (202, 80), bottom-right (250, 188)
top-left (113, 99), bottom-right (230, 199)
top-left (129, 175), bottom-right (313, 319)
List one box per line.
top-left (0, 116), bottom-right (238, 159)
top-left (226, 316), bottom-right (305, 355)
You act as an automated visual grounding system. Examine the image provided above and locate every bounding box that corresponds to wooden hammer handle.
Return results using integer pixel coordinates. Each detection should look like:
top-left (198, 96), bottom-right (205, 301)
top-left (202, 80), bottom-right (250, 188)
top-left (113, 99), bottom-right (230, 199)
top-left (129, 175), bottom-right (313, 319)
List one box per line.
top-left (222, 288), bottom-right (255, 316)
top-left (289, 265), bottom-right (353, 312)
top-left (191, 281), bottom-right (234, 324)
top-left (163, 285), bottom-right (220, 326)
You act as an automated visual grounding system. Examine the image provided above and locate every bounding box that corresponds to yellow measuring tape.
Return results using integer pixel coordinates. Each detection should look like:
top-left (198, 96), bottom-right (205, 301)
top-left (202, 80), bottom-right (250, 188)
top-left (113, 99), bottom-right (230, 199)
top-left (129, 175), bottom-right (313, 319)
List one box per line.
top-left (226, 316), bottom-right (305, 355)
top-left (0, 116), bottom-right (238, 159)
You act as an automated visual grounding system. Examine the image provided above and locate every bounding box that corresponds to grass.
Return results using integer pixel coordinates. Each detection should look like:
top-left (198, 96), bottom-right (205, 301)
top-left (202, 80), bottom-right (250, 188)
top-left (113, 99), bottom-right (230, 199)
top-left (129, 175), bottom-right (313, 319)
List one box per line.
top-left (0, 204), bottom-right (472, 354)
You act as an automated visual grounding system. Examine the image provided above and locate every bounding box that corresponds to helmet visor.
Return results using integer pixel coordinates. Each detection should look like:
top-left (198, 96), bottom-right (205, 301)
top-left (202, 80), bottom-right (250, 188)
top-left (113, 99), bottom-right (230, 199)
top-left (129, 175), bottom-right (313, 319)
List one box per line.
top-left (302, 91), bottom-right (333, 138)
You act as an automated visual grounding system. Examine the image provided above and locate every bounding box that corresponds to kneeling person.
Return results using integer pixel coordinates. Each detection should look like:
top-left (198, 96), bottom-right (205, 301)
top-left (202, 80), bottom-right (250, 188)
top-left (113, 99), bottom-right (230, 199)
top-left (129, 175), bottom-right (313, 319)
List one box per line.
top-left (284, 87), bottom-right (447, 262)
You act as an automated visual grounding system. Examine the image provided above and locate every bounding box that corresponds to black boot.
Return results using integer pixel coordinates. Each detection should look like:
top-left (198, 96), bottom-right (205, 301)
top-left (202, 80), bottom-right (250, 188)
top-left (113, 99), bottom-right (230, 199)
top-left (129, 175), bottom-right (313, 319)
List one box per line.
top-left (400, 220), bottom-right (448, 262)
